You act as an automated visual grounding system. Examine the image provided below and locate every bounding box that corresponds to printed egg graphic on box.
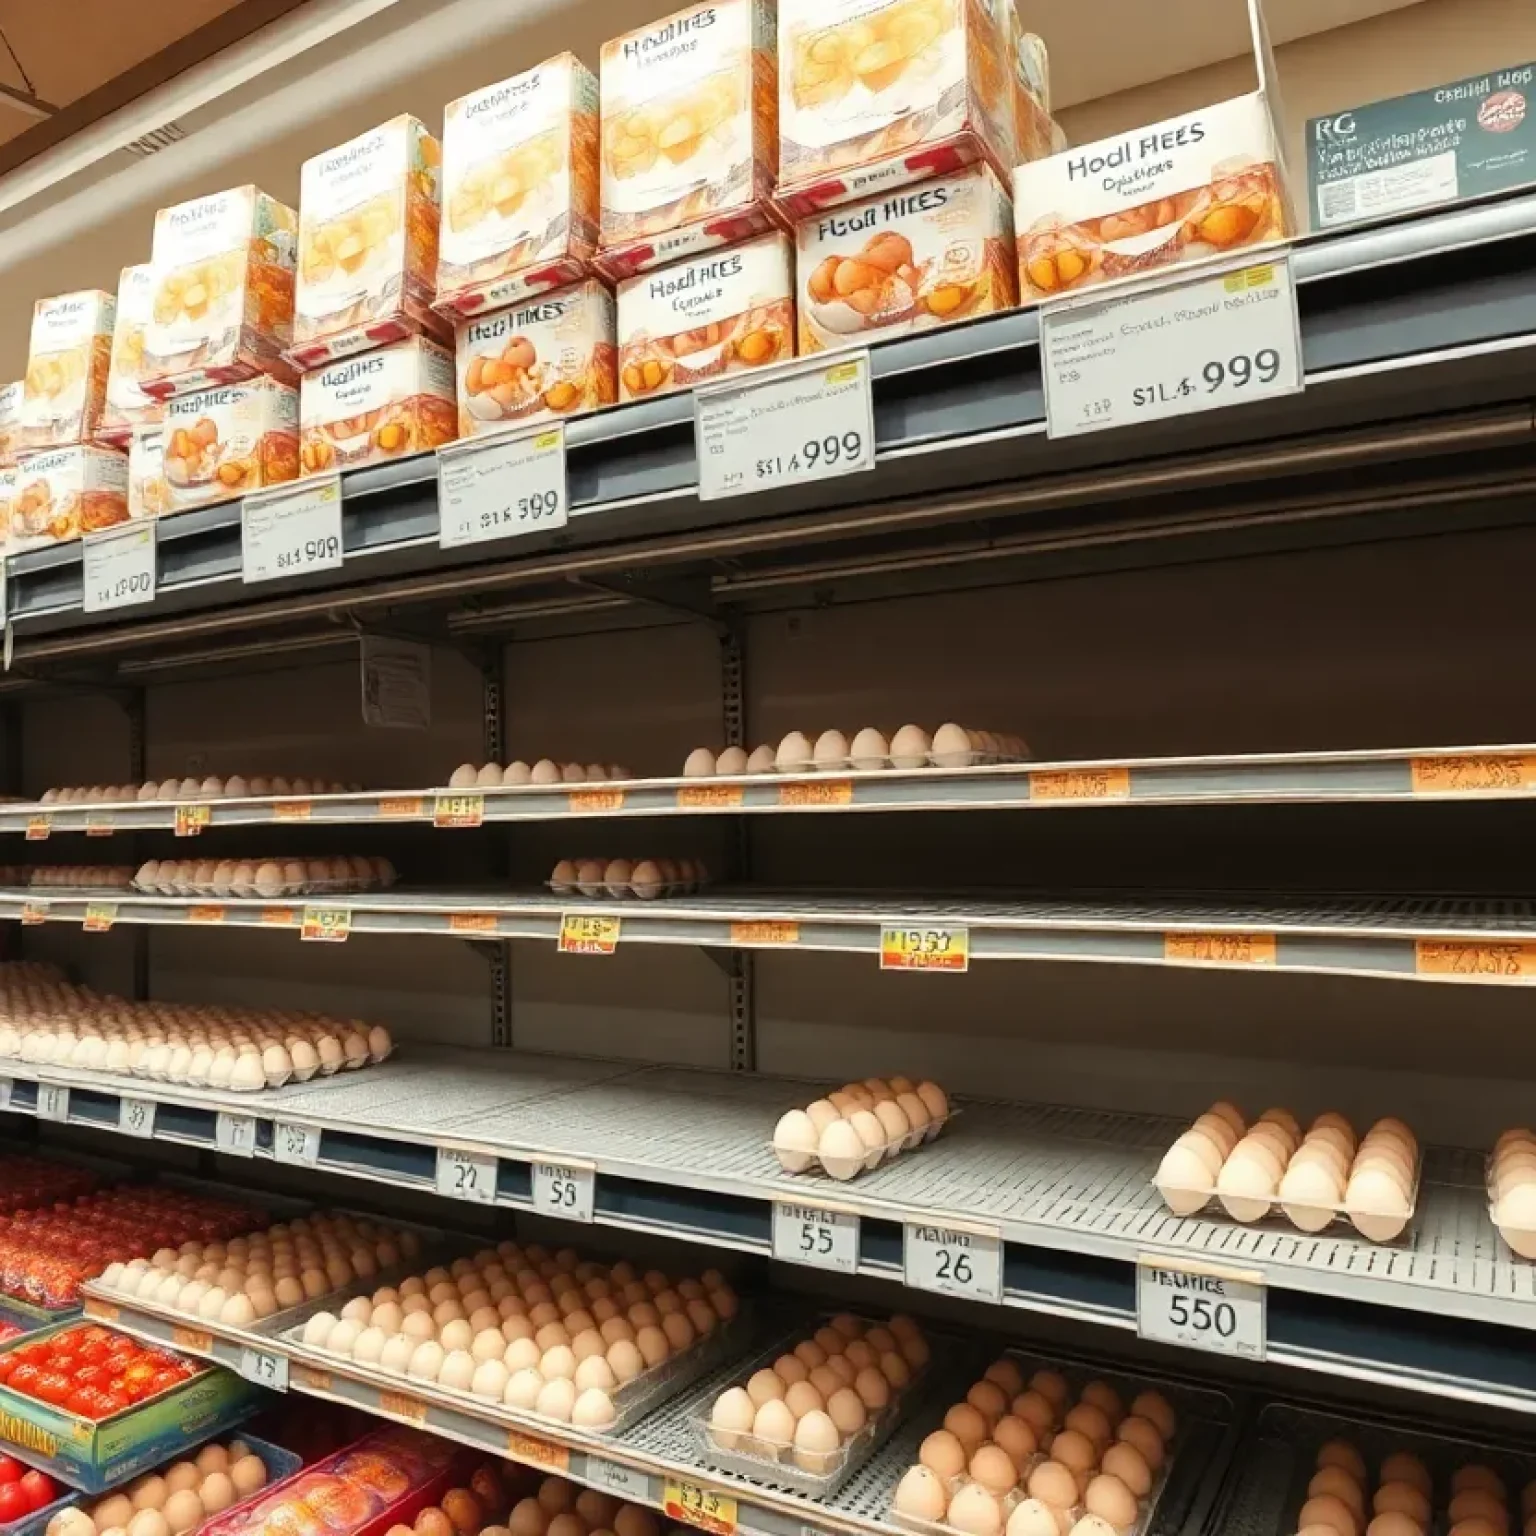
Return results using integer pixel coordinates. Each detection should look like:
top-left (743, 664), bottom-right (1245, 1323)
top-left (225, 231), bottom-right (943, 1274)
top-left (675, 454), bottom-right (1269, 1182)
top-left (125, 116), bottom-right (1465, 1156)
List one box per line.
top-left (299, 336), bottom-right (457, 473)
top-left (162, 377), bottom-right (299, 511)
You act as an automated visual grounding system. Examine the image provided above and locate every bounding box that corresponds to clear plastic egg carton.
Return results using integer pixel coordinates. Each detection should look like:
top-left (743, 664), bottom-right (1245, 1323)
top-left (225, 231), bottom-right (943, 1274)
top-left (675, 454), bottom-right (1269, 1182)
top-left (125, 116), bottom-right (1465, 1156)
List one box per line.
top-left (26, 867), bottom-right (136, 890)
top-left (1211, 1397), bottom-right (1536, 1536)
top-left (1485, 1130), bottom-right (1536, 1259)
top-left (771, 1090), bottom-right (955, 1182)
top-left (694, 1311), bottom-right (943, 1498)
top-left (133, 857), bottom-right (397, 900)
top-left (682, 728), bottom-right (1031, 779)
top-left (123, 1027), bottom-right (393, 1091)
top-left (548, 857), bottom-right (710, 901)
top-left (890, 1347), bottom-right (1233, 1536)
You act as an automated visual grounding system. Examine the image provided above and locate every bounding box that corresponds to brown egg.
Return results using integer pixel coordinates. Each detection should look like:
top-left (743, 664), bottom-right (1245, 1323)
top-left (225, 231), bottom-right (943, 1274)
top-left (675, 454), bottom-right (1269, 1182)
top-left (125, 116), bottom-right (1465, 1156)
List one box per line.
top-left (994, 1416), bottom-right (1039, 1466)
top-left (970, 1445), bottom-right (1021, 1497)
top-left (1085, 1475), bottom-right (1140, 1534)
top-left (945, 1403), bottom-right (990, 1451)
top-left (442, 1491), bottom-right (484, 1535)
top-left (1049, 1429), bottom-right (1098, 1480)
top-left (1116, 1416), bottom-right (1166, 1472)
top-left (1102, 1442), bottom-right (1152, 1499)
top-left (1376, 1485), bottom-right (1433, 1527)
top-left (1300, 1495), bottom-right (1360, 1536)
top-left (1027, 1463), bottom-right (1080, 1511)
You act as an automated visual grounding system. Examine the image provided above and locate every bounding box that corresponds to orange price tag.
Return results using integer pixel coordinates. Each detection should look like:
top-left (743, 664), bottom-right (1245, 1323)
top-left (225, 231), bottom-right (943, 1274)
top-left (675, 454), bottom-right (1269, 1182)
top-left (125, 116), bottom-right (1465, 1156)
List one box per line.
top-left (294, 1365), bottom-right (331, 1392)
top-left (24, 816), bottom-right (49, 841)
top-left (379, 1390), bottom-right (428, 1424)
top-left (1164, 931), bottom-right (1277, 965)
top-left (1415, 940), bottom-right (1536, 980)
top-left (83, 1297), bottom-right (118, 1322)
top-left (433, 793), bottom-right (483, 828)
top-left (663, 1480), bottom-right (737, 1536)
top-left (449, 913), bottom-right (498, 935)
top-left (678, 784), bottom-right (744, 809)
top-left (20, 901), bottom-right (48, 926)
top-left (172, 1326), bottom-right (214, 1353)
top-left (1030, 767), bottom-right (1132, 802)
top-left (378, 796), bottom-right (424, 818)
top-left (261, 907), bottom-right (296, 926)
top-left (1410, 755), bottom-right (1536, 795)
top-left (730, 920), bottom-right (800, 946)
top-left (558, 913), bottom-right (620, 955)
top-left (778, 779), bottom-right (853, 807)
top-left (85, 813), bottom-right (115, 837)
top-left (880, 925), bottom-right (970, 971)
top-left (302, 906), bottom-right (351, 942)
top-left (82, 903), bottom-right (117, 933)
top-left (174, 804), bottom-right (210, 837)
top-left (506, 1430), bottom-right (569, 1471)
top-left (189, 905), bottom-right (226, 924)
top-left (569, 789), bottom-right (625, 813)
top-left (274, 800), bottom-right (312, 821)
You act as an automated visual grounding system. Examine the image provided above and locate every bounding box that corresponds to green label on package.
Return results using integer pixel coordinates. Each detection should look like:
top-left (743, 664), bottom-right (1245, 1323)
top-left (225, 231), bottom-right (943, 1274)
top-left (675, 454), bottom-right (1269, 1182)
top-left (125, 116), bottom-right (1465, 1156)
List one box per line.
top-left (1307, 63), bottom-right (1535, 230)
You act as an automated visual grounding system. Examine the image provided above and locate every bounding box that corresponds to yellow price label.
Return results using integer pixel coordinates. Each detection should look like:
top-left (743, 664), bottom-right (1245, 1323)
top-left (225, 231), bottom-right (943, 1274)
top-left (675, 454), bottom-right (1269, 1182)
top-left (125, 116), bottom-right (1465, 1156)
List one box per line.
top-left (24, 815), bottom-right (49, 841)
top-left (379, 1390), bottom-right (428, 1424)
top-left (433, 793), bottom-right (484, 828)
top-left (83, 1297), bottom-right (118, 1322)
top-left (730, 920), bottom-right (799, 946)
top-left (85, 813), bottom-right (114, 837)
top-left (1415, 940), bottom-right (1536, 980)
top-left (174, 804), bottom-right (211, 837)
top-left (778, 779), bottom-right (854, 807)
top-left (20, 901), bottom-right (48, 925)
top-left (302, 906), bottom-right (352, 942)
top-left (1225, 263), bottom-right (1275, 291)
top-left (506, 1430), bottom-right (569, 1471)
top-left (1030, 767), bottom-right (1131, 802)
top-left (826, 361), bottom-right (861, 385)
top-left (82, 903), bottom-right (117, 933)
top-left (449, 913), bottom-right (498, 935)
top-left (261, 906), bottom-right (296, 927)
top-left (663, 1480), bottom-right (737, 1536)
top-left (294, 1365), bottom-right (332, 1392)
top-left (568, 789), bottom-right (625, 813)
top-left (378, 796), bottom-right (424, 818)
top-left (558, 913), bottom-right (620, 955)
top-left (1164, 931), bottom-right (1277, 966)
top-left (880, 925), bottom-right (970, 971)
top-left (533, 429), bottom-right (561, 451)
top-left (188, 905), bottom-right (226, 925)
top-left (678, 783), bottom-right (744, 809)
top-left (1410, 755), bottom-right (1536, 795)
top-left (274, 799), bottom-right (312, 821)
top-left (171, 1326), bottom-right (213, 1353)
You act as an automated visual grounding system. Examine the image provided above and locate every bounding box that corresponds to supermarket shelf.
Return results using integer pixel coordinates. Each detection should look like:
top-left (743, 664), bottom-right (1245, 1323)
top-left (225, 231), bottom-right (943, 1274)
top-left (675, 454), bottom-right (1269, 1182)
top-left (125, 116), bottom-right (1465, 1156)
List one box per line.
top-left (9, 743), bottom-right (1536, 834)
top-left (5, 886), bottom-right (1536, 986)
top-left (13, 1049), bottom-right (1536, 1412)
top-left (9, 188), bottom-right (1536, 640)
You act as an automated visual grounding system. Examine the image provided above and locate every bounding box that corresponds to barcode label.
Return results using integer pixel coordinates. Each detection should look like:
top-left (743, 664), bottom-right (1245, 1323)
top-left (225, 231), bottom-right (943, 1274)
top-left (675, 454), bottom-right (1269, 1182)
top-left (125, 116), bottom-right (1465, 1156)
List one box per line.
top-left (1318, 180), bottom-right (1358, 227)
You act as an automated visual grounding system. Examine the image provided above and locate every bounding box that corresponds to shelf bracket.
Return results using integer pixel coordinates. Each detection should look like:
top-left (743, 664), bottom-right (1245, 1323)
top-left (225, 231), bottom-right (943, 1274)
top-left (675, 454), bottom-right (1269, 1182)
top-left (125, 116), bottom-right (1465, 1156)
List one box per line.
top-left (569, 573), bottom-right (727, 635)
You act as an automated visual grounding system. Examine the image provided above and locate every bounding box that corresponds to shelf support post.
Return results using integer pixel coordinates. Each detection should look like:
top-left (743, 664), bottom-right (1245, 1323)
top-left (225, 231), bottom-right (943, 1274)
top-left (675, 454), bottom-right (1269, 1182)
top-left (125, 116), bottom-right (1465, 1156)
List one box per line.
top-left (481, 646), bottom-right (513, 1049)
top-left (722, 625), bottom-right (754, 1072)
top-left (125, 688), bottom-right (149, 1002)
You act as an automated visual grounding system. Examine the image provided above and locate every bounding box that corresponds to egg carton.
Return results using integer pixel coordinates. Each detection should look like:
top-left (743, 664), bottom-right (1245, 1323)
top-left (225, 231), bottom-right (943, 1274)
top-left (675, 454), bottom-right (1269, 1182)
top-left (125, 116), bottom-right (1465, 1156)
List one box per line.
top-left (1485, 1137), bottom-right (1536, 1260)
top-left (771, 1107), bottom-right (955, 1182)
top-left (1152, 1149), bottom-right (1422, 1245)
top-left (891, 1347), bottom-right (1235, 1536)
top-left (132, 867), bottom-right (397, 900)
top-left (123, 1033), bottom-right (394, 1091)
top-left (693, 1311), bottom-right (938, 1498)
top-left (547, 860), bottom-right (710, 901)
top-left (683, 730), bottom-right (1030, 779)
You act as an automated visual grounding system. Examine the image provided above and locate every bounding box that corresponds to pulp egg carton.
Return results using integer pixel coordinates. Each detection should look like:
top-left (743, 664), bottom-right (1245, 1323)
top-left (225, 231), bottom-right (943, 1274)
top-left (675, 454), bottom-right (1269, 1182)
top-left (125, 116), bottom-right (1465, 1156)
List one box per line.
top-left (133, 858), bottom-right (397, 899)
top-left (1485, 1129), bottom-right (1536, 1259)
top-left (683, 727), bottom-right (1031, 778)
top-left (772, 1079), bottom-right (954, 1183)
top-left (548, 857), bottom-right (709, 901)
top-left (695, 1312), bottom-right (938, 1498)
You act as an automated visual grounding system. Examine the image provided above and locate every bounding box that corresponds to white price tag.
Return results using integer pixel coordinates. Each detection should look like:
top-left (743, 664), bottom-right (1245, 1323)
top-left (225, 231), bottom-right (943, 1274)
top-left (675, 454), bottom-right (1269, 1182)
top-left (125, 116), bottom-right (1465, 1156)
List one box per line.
top-left (0, 1078), bottom-right (12, 1110)
top-left (216, 1112), bottom-right (257, 1157)
top-left (436, 1147), bottom-right (498, 1204)
top-left (242, 475), bottom-right (344, 583)
top-left (587, 1461), bottom-right (650, 1501)
top-left (273, 1121), bottom-right (319, 1168)
top-left (531, 1160), bottom-right (594, 1222)
top-left (772, 1201), bottom-right (859, 1274)
top-left (83, 523), bottom-right (156, 612)
top-left (238, 1348), bottom-right (289, 1392)
top-left (694, 350), bottom-right (874, 500)
top-left (903, 1221), bottom-right (1003, 1302)
top-left (118, 1097), bottom-right (155, 1138)
top-left (437, 426), bottom-right (567, 549)
top-left (36, 1084), bottom-right (69, 1123)
top-left (1136, 1255), bottom-right (1266, 1360)
top-left (1041, 256), bottom-right (1302, 439)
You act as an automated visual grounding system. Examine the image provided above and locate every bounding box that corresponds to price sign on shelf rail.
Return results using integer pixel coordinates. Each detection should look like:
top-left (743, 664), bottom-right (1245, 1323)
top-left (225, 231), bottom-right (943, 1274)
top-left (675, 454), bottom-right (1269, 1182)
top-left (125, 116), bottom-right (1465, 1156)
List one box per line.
top-left (36, 1084), bottom-right (69, 1123)
top-left (694, 350), bottom-right (874, 500)
top-left (242, 474), bottom-right (344, 583)
top-left (1040, 256), bottom-right (1302, 439)
top-left (772, 1201), bottom-right (859, 1274)
top-left (216, 1112), bottom-right (256, 1158)
top-left (531, 1160), bottom-right (595, 1223)
top-left (903, 1220), bottom-right (1002, 1302)
top-left (1136, 1255), bottom-right (1266, 1360)
top-left (437, 426), bottom-right (567, 549)
top-left (119, 1097), bottom-right (155, 1138)
top-left (82, 522), bottom-right (156, 613)
top-left (437, 1148), bottom-right (498, 1204)
top-left (238, 1347), bottom-right (289, 1392)
top-left (274, 1121), bottom-right (320, 1168)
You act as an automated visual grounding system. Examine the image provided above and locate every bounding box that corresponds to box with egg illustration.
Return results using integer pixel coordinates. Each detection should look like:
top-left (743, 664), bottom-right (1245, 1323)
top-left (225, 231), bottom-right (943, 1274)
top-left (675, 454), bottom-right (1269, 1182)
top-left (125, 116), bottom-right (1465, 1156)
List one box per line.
top-left (436, 54), bottom-right (600, 318)
top-left (1013, 93), bottom-right (1291, 303)
top-left (0, 380), bottom-right (22, 467)
top-left (617, 231), bottom-right (793, 400)
top-left (141, 186), bottom-right (297, 399)
top-left (598, 0), bottom-right (780, 278)
top-left (776, 0), bottom-right (1015, 218)
top-left (289, 116), bottom-right (447, 370)
top-left (128, 428), bottom-right (166, 522)
top-left (20, 290), bottom-right (115, 451)
top-left (300, 337), bottom-right (456, 475)
top-left (456, 279), bottom-right (615, 434)
top-left (162, 378), bottom-right (299, 513)
top-left (0, 1323), bottom-right (258, 1494)
top-left (10, 445), bottom-right (129, 551)
top-left (797, 162), bottom-right (1015, 352)
top-left (0, 467), bottom-right (14, 553)
top-left (99, 265), bottom-right (163, 445)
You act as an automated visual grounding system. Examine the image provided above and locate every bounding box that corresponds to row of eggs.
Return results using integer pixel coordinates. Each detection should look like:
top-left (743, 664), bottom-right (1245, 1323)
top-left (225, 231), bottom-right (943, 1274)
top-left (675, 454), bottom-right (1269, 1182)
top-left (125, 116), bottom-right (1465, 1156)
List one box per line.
top-left (39, 776), bottom-right (362, 803)
top-left (25, 866), bottom-right (135, 888)
top-left (1154, 1103), bottom-right (1418, 1242)
top-left (1489, 1128), bottom-right (1536, 1258)
top-left (502, 1475), bottom-right (661, 1536)
top-left (773, 1078), bottom-right (949, 1181)
top-left (133, 856), bottom-right (397, 898)
top-left (684, 727), bottom-right (1030, 778)
top-left (549, 858), bottom-right (709, 900)
top-left (708, 1314), bottom-right (928, 1473)
top-left (47, 1443), bottom-right (269, 1536)
top-left (448, 762), bottom-right (633, 789)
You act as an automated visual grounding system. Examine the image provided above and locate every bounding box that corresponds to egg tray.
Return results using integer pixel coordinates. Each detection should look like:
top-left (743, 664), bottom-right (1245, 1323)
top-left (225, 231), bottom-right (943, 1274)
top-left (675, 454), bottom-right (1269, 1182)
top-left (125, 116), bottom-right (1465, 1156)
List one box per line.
top-left (119, 1034), bottom-right (394, 1092)
top-left (1152, 1146), bottom-right (1423, 1246)
top-left (692, 1311), bottom-right (944, 1498)
top-left (770, 1107), bottom-right (955, 1182)
top-left (1483, 1156), bottom-right (1536, 1262)
top-left (546, 877), bottom-right (710, 901)
top-left (130, 873), bottom-right (397, 900)
top-left (1211, 1396), bottom-right (1536, 1536)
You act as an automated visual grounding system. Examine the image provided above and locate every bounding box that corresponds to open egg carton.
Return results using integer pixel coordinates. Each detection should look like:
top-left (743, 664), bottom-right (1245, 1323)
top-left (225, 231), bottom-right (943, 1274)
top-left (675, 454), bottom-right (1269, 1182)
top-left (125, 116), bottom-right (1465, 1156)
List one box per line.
top-left (133, 857), bottom-right (398, 899)
top-left (447, 760), bottom-right (632, 788)
top-left (682, 726), bottom-right (1031, 778)
top-left (280, 1239), bottom-right (745, 1438)
top-left (40, 775), bottom-right (361, 803)
top-left (1153, 1103), bottom-right (1422, 1244)
top-left (25, 867), bottom-right (136, 890)
top-left (1212, 1396), bottom-right (1536, 1536)
top-left (1486, 1127), bottom-right (1536, 1259)
top-left (772, 1078), bottom-right (953, 1182)
top-left (889, 1346), bottom-right (1234, 1536)
top-left (697, 1310), bottom-right (940, 1497)
top-left (548, 857), bottom-right (710, 901)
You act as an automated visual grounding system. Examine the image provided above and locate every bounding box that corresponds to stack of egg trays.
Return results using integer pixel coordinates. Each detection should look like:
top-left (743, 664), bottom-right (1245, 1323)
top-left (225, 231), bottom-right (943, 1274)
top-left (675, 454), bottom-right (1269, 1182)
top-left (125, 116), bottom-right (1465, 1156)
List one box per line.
top-left (1211, 1398), bottom-right (1536, 1536)
top-left (888, 1345), bottom-right (1237, 1536)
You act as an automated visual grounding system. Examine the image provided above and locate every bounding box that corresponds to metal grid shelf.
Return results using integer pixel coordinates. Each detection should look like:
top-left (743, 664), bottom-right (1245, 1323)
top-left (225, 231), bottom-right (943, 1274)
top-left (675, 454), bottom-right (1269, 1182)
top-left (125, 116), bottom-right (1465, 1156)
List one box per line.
top-left (6, 743), bottom-right (1536, 835)
top-left (6, 886), bottom-right (1536, 986)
